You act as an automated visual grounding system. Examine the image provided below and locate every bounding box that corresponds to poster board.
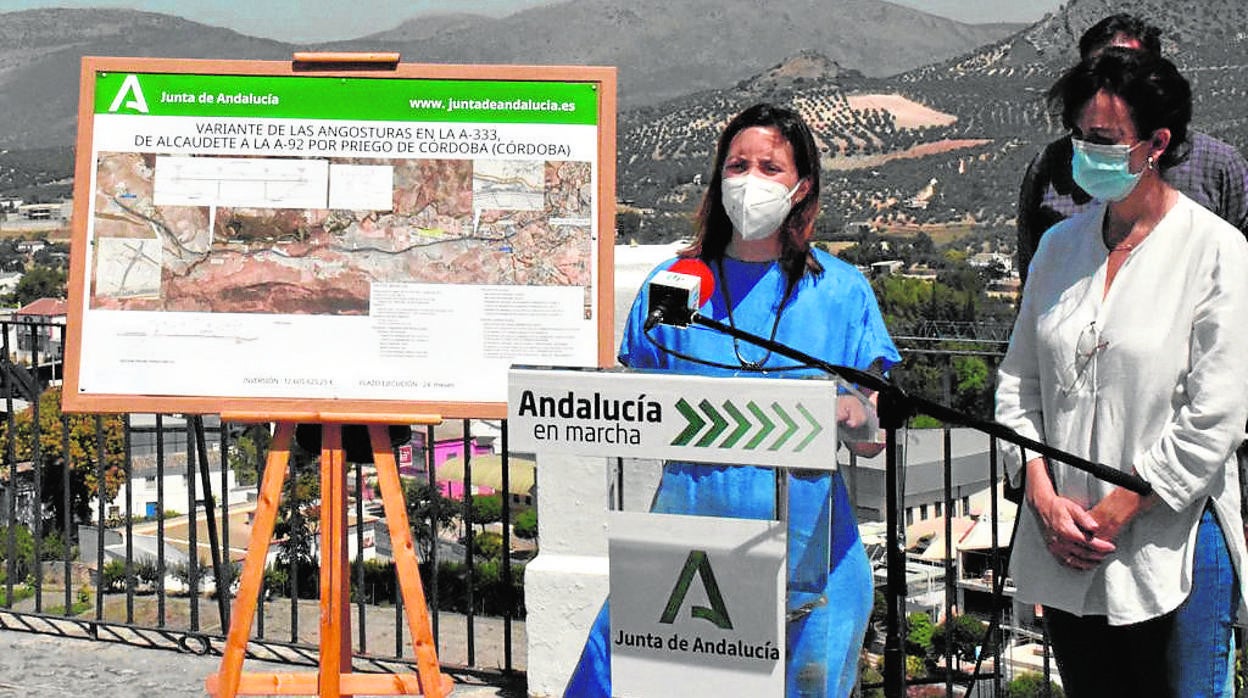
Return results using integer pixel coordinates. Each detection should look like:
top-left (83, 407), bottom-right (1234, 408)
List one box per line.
top-left (64, 56), bottom-right (616, 418)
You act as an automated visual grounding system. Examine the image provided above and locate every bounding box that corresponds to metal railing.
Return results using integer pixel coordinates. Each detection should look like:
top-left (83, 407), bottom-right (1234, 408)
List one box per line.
top-left (4, 319), bottom-right (1238, 698)
top-left (0, 320), bottom-right (524, 690)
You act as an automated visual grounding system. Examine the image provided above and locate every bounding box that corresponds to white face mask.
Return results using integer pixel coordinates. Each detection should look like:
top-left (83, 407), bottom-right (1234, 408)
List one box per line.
top-left (721, 173), bottom-right (800, 241)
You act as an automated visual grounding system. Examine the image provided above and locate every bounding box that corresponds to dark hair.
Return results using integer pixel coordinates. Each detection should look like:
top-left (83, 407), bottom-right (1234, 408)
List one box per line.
top-left (1049, 47), bottom-right (1190, 169)
top-left (681, 102), bottom-right (823, 287)
top-left (1078, 13), bottom-right (1162, 59)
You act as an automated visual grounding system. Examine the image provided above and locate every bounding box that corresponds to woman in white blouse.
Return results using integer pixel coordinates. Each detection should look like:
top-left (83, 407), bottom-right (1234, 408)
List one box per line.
top-left (997, 47), bottom-right (1248, 697)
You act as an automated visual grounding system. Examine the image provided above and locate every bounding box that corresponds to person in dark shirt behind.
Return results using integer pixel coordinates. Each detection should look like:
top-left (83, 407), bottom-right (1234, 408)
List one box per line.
top-left (1016, 13), bottom-right (1248, 287)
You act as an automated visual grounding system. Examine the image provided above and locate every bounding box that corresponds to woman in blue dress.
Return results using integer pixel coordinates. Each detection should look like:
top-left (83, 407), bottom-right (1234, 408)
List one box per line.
top-left (565, 103), bottom-right (900, 697)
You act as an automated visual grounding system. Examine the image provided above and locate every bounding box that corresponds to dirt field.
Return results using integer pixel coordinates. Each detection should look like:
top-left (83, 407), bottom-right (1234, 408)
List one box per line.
top-left (0, 219), bottom-right (69, 240)
top-left (846, 93), bottom-right (959, 129)
top-left (825, 138), bottom-right (993, 171)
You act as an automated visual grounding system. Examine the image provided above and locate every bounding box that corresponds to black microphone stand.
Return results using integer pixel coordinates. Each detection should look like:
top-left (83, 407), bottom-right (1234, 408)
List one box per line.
top-left (686, 311), bottom-right (1151, 492)
top-left (680, 311), bottom-right (1151, 697)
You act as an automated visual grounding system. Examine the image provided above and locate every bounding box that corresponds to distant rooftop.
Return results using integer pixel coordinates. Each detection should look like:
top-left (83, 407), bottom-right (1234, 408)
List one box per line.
top-left (16, 297), bottom-right (67, 317)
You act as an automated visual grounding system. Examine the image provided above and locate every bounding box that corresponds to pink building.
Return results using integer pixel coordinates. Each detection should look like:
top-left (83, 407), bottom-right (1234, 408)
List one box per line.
top-left (398, 419), bottom-right (497, 482)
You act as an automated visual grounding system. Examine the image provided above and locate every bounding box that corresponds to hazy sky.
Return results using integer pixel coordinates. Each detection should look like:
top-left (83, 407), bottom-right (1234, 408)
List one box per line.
top-left (0, 0), bottom-right (1066, 42)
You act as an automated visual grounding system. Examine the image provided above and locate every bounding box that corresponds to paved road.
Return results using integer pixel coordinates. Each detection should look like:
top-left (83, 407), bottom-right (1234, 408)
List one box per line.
top-left (0, 624), bottom-right (523, 697)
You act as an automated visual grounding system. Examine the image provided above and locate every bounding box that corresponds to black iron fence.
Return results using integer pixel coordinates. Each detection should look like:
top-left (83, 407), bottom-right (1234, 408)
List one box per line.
top-left (0, 319), bottom-right (1034, 696)
top-left (2, 319), bottom-right (1239, 697)
top-left (0, 320), bottom-right (524, 687)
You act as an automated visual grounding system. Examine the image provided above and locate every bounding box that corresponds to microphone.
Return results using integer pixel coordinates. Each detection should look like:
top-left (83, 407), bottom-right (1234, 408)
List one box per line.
top-left (644, 258), bottom-right (716, 331)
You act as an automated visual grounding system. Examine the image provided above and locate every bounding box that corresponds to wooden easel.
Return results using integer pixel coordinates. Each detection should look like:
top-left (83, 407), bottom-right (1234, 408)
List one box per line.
top-left (207, 415), bottom-right (452, 697)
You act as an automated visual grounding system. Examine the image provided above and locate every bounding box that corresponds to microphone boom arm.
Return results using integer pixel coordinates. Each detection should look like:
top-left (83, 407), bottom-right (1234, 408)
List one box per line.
top-left (688, 312), bottom-right (1152, 495)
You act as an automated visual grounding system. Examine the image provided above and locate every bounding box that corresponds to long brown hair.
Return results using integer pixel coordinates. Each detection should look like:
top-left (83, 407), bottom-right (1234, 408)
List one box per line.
top-left (680, 103), bottom-right (823, 288)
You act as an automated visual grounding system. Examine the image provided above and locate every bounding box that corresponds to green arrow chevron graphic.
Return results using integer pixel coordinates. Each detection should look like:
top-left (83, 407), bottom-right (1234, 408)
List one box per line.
top-left (695, 399), bottom-right (729, 447)
top-left (720, 400), bottom-right (752, 448)
top-left (769, 402), bottom-right (798, 451)
top-left (794, 403), bottom-right (823, 452)
top-left (672, 398), bottom-right (706, 446)
top-left (672, 397), bottom-right (828, 452)
top-left (745, 401), bottom-right (775, 450)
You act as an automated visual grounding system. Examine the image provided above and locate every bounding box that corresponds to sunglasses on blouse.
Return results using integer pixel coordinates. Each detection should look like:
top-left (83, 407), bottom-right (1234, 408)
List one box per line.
top-left (1062, 321), bottom-right (1107, 396)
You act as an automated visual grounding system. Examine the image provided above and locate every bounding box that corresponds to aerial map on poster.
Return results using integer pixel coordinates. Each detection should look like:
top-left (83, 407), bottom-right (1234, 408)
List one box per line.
top-left (68, 62), bottom-right (613, 414)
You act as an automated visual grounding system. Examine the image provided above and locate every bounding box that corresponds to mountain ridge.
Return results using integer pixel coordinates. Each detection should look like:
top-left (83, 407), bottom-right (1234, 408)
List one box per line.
top-left (0, 3), bottom-right (1019, 149)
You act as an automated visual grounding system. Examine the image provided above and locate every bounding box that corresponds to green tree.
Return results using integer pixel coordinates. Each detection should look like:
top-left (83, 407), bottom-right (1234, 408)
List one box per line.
top-left (952, 354), bottom-right (993, 418)
top-left (269, 444), bottom-right (320, 598)
top-left (0, 238), bottom-right (24, 273)
top-left (33, 242), bottom-right (69, 270)
top-left (912, 231), bottom-right (935, 255)
top-left (9, 265), bottom-right (66, 306)
top-left (513, 508), bottom-right (538, 540)
top-left (0, 386), bottom-right (126, 531)
top-left (931, 614), bottom-right (991, 665)
top-left (0, 524), bottom-right (65, 579)
top-left (1006, 672), bottom-right (1065, 698)
top-left (403, 480), bottom-right (459, 561)
top-left (227, 424), bottom-right (271, 487)
top-left (905, 611), bottom-right (935, 656)
top-left (464, 493), bottom-right (503, 533)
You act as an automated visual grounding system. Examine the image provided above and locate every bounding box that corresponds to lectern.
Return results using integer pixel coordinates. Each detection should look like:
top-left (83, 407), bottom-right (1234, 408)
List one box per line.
top-left (509, 366), bottom-right (845, 697)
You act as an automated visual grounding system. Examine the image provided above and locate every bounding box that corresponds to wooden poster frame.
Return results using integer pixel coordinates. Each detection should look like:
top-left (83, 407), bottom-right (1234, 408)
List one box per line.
top-left (64, 56), bottom-right (617, 419)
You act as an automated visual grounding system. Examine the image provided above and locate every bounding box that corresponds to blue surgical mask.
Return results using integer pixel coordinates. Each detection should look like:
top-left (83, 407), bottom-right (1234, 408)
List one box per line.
top-left (1071, 138), bottom-right (1147, 202)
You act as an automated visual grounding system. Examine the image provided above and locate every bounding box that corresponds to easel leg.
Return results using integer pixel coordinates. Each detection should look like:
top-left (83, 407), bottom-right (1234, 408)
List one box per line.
top-left (319, 425), bottom-right (353, 697)
top-left (370, 424), bottom-right (448, 698)
top-left (210, 423), bottom-right (294, 698)
top-left (208, 421), bottom-right (448, 697)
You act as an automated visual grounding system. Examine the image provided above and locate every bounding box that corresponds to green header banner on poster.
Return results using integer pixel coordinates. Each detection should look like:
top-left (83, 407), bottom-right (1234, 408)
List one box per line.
top-left (95, 72), bottom-right (600, 124)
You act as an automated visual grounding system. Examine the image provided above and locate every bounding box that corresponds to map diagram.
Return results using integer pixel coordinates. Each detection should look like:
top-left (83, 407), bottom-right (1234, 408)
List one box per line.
top-left (90, 152), bottom-right (595, 315)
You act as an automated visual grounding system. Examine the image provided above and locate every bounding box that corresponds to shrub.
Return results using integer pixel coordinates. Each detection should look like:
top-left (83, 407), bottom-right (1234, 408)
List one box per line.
top-left (101, 559), bottom-right (128, 592)
top-left (427, 559), bottom-right (525, 617)
top-left (0, 584), bottom-right (35, 605)
top-left (905, 611), bottom-right (934, 656)
top-left (263, 566), bottom-right (288, 597)
top-left (858, 655), bottom-right (884, 698)
top-left (0, 525), bottom-right (35, 580)
top-left (472, 532), bottom-right (504, 560)
top-left (133, 558), bottom-right (160, 589)
top-left (1006, 672), bottom-right (1065, 698)
top-left (351, 558), bottom-right (398, 605)
top-left (513, 509), bottom-right (538, 540)
top-left (169, 560), bottom-right (206, 595)
top-left (209, 561), bottom-right (243, 600)
top-left (265, 551), bottom-right (319, 599)
top-left (905, 654), bottom-right (928, 679)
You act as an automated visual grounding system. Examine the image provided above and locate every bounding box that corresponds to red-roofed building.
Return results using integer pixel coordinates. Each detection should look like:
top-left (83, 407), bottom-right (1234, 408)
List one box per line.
top-left (13, 296), bottom-right (67, 364)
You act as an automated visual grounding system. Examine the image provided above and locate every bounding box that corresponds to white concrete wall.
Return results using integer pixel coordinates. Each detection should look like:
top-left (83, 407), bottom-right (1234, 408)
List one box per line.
top-left (525, 453), bottom-right (612, 698)
top-left (524, 452), bottom-right (662, 697)
top-left (524, 242), bottom-right (680, 696)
